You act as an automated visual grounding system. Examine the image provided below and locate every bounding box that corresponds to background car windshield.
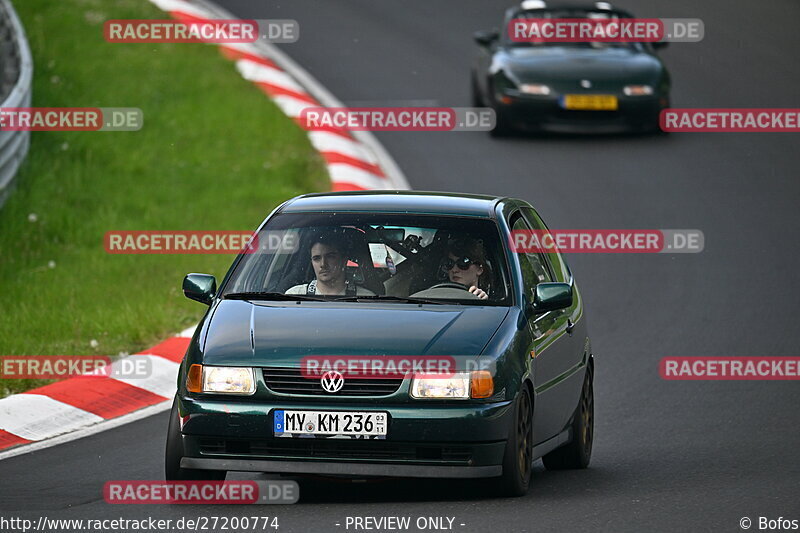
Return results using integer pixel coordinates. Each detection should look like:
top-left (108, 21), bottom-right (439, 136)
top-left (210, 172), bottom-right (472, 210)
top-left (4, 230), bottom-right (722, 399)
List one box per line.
top-left (222, 213), bottom-right (511, 304)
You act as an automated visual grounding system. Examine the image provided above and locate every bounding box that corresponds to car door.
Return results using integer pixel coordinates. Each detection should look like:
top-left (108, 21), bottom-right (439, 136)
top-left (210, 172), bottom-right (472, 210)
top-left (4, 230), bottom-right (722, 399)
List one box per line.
top-left (509, 211), bottom-right (566, 442)
top-left (520, 207), bottom-right (587, 438)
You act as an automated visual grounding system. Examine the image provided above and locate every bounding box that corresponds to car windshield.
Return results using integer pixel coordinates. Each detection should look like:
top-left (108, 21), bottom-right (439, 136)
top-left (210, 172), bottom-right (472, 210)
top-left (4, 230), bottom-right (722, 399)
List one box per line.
top-left (221, 212), bottom-right (512, 305)
top-left (506, 10), bottom-right (639, 50)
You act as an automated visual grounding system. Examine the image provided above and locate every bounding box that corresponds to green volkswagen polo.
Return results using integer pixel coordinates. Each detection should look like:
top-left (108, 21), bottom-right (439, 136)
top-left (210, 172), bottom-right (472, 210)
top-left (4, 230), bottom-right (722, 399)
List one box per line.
top-left (166, 191), bottom-right (594, 496)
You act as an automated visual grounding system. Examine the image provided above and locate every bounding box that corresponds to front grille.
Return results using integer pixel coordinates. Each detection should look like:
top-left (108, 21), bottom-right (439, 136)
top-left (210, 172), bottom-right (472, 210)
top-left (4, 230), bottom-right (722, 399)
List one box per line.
top-left (262, 367), bottom-right (403, 397)
top-left (198, 438), bottom-right (473, 465)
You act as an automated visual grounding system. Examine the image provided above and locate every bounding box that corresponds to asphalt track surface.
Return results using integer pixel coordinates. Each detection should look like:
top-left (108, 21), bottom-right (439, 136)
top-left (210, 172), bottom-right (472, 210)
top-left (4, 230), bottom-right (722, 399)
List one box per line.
top-left (2, 1), bottom-right (799, 531)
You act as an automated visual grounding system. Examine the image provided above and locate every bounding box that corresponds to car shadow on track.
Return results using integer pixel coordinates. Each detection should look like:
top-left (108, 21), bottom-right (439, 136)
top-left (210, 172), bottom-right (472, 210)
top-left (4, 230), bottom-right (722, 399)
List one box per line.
top-left (488, 129), bottom-right (671, 144)
top-left (229, 463), bottom-right (621, 504)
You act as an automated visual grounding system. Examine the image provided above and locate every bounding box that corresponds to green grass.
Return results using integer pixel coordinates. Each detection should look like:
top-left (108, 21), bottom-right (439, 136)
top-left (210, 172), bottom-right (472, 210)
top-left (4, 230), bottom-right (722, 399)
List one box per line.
top-left (0, 0), bottom-right (329, 397)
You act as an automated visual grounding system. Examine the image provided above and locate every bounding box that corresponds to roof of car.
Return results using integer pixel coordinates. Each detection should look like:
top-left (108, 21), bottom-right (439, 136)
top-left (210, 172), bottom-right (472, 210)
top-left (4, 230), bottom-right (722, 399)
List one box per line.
top-left (511, 2), bottom-right (633, 18)
top-left (280, 190), bottom-right (507, 218)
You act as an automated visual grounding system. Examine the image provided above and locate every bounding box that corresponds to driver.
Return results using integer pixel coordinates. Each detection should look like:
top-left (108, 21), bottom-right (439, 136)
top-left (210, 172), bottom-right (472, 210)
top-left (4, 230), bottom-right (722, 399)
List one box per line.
top-left (438, 237), bottom-right (490, 300)
top-left (285, 232), bottom-right (375, 296)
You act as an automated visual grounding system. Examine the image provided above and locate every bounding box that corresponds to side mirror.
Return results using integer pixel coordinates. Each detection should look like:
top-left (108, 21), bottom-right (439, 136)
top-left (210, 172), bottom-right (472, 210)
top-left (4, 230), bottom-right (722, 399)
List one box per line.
top-left (532, 282), bottom-right (572, 313)
top-left (183, 273), bottom-right (216, 305)
top-left (652, 41), bottom-right (669, 50)
top-left (474, 29), bottom-right (499, 46)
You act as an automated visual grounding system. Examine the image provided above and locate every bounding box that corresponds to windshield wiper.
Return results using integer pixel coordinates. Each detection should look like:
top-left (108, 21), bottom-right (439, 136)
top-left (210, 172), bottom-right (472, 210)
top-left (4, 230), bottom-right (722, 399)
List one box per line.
top-left (334, 295), bottom-right (446, 305)
top-left (223, 292), bottom-right (326, 302)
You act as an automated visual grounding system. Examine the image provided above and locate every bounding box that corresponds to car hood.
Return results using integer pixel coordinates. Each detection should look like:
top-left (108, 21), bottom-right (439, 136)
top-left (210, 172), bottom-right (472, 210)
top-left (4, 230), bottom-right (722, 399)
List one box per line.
top-left (501, 46), bottom-right (662, 84)
top-left (201, 300), bottom-right (510, 366)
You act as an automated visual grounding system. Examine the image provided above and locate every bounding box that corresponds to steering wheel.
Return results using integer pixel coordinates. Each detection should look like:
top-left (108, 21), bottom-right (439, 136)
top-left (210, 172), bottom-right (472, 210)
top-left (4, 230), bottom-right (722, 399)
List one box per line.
top-left (428, 282), bottom-right (471, 291)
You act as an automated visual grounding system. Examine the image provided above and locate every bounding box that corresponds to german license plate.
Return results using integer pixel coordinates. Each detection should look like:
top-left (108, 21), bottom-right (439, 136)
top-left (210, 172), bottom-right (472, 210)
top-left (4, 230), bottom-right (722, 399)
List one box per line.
top-left (274, 410), bottom-right (388, 437)
top-left (561, 94), bottom-right (618, 110)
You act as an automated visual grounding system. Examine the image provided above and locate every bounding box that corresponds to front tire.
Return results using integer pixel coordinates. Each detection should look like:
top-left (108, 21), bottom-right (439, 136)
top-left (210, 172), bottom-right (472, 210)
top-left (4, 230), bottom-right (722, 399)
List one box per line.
top-left (165, 398), bottom-right (226, 481)
top-left (470, 72), bottom-right (484, 107)
top-left (496, 386), bottom-right (533, 496)
top-left (489, 107), bottom-right (515, 138)
top-left (542, 365), bottom-right (593, 470)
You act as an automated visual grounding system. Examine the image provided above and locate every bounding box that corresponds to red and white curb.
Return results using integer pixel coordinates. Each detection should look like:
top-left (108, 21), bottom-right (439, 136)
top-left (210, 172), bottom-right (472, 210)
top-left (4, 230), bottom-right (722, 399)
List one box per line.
top-left (0, 0), bottom-right (408, 459)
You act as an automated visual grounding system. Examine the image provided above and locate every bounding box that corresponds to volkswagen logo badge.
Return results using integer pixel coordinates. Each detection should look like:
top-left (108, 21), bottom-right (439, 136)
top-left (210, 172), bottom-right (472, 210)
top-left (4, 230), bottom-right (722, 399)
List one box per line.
top-left (320, 370), bottom-right (345, 393)
top-left (580, 79), bottom-right (592, 89)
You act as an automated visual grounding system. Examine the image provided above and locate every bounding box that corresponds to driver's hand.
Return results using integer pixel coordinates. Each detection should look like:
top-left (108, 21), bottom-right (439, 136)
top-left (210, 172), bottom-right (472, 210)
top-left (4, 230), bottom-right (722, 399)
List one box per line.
top-left (469, 286), bottom-right (488, 300)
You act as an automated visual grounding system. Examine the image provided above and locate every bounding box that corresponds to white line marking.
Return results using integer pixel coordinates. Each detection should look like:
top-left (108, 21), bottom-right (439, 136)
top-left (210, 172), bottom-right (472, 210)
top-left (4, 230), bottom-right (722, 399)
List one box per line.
top-left (178, 325), bottom-right (197, 338)
top-left (111, 355), bottom-right (179, 399)
top-left (236, 59), bottom-right (306, 94)
top-left (218, 42), bottom-right (261, 56)
top-left (0, 395), bottom-right (104, 441)
top-left (308, 131), bottom-right (379, 164)
top-left (148, 0), bottom-right (208, 18)
top-left (270, 94), bottom-right (318, 118)
top-left (193, 0), bottom-right (410, 190)
top-left (0, 400), bottom-right (172, 462)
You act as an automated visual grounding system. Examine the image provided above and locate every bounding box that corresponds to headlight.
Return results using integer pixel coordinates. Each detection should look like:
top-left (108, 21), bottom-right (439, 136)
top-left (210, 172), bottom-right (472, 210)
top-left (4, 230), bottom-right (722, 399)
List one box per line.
top-left (186, 364), bottom-right (256, 395)
top-left (519, 83), bottom-right (551, 95)
top-left (410, 371), bottom-right (494, 399)
top-left (623, 85), bottom-right (654, 96)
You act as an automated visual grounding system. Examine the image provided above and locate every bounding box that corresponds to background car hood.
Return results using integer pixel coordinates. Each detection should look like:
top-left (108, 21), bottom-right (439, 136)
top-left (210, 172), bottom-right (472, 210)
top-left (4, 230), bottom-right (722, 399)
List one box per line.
top-left (201, 300), bottom-right (510, 366)
top-left (501, 46), bottom-right (662, 84)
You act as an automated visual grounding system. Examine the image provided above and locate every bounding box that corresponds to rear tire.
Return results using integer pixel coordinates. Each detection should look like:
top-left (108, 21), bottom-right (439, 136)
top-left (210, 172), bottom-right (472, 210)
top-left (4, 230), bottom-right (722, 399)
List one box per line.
top-left (165, 398), bottom-right (226, 481)
top-left (495, 386), bottom-right (533, 496)
top-left (542, 366), bottom-right (593, 470)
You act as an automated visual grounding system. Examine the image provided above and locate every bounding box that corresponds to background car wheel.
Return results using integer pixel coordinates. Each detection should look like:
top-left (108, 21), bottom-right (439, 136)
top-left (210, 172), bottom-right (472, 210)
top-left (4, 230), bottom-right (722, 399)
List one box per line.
top-left (470, 72), bottom-right (484, 107)
top-left (542, 365), bottom-right (593, 470)
top-left (496, 385), bottom-right (533, 496)
top-left (489, 107), bottom-right (515, 138)
top-left (165, 398), bottom-right (226, 481)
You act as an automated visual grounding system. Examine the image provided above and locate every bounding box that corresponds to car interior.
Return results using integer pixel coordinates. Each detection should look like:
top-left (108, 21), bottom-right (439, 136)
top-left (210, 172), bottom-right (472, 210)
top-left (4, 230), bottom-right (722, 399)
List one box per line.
top-left (239, 224), bottom-right (511, 302)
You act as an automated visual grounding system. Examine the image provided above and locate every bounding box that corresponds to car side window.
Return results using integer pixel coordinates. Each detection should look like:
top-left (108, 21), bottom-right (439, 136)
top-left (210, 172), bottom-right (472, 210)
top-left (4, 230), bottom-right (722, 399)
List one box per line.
top-left (520, 207), bottom-right (570, 283)
top-left (510, 214), bottom-right (552, 294)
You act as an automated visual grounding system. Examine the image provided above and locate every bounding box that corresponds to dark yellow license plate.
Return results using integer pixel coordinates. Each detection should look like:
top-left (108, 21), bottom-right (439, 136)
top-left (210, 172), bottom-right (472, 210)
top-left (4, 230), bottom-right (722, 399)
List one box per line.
top-left (561, 94), bottom-right (618, 111)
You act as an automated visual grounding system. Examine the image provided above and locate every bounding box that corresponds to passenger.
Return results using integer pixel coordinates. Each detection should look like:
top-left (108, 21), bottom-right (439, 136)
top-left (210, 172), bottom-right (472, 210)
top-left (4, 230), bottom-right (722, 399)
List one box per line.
top-left (439, 238), bottom-right (490, 300)
top-left (286, 233), bottom-right (375, 296)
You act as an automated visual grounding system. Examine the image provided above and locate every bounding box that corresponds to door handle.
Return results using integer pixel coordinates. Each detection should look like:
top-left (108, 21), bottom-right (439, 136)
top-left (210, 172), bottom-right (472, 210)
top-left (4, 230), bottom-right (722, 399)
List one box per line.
top-left (566, 319), bottom-right (575, 335)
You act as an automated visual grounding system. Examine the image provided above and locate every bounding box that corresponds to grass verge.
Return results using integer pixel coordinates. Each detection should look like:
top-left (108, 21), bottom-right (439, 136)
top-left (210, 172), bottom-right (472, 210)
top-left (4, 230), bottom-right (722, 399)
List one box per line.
top-left (0, 0), bottom-right (329, 397)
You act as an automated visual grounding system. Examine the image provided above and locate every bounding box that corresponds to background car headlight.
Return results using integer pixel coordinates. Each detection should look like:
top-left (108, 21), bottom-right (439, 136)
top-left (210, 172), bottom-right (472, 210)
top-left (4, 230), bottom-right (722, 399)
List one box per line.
top-left (410, 371), bottom-right (494, 399)
top-left (187, 364), bottom-right (255, 394)
top-left (623, 85), bottom-right (654, 96)
top-left (520, 83), bottom-right (551, 95)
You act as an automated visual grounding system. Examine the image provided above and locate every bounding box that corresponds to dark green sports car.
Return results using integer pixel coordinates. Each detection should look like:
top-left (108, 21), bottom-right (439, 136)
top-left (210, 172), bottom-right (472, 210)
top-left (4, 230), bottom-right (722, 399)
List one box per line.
top-left (472, 1), bottom-right (671, 135)
top-left (166, 191), bottom-right (594, 496)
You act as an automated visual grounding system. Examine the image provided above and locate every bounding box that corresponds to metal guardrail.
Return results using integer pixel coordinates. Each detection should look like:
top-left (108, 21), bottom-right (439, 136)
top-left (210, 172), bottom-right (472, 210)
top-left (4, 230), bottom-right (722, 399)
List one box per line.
top-left (0, 0), bottom-right (32, 209)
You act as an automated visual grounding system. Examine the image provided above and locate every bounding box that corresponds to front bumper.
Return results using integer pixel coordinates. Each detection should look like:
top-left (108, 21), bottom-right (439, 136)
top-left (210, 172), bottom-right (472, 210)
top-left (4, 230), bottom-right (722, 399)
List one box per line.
top-left (497, 92), bottom-right (664, 133)
top-left (177, 396), bottom-right (513, 478)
